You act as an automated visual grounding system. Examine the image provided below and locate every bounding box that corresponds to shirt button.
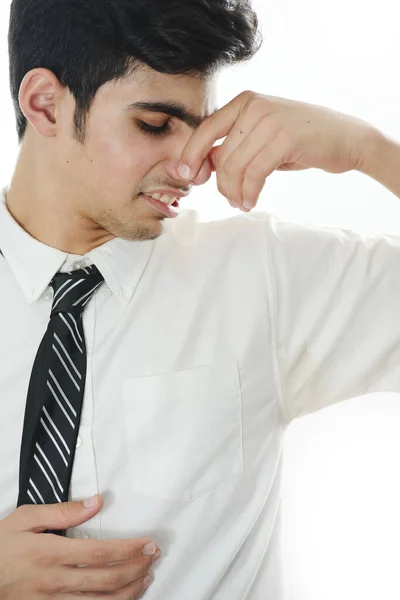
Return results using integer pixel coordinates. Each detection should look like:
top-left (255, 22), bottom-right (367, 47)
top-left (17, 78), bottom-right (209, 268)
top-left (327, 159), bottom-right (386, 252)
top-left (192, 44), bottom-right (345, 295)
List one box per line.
top-left (76, 436), bottom-right (81, 449)
top-left (72, 260), bottom-right (86, 271)
top-left (43, 293), bottom-right (52, 301)
top-left (103, 287), bottom-right (112, 297)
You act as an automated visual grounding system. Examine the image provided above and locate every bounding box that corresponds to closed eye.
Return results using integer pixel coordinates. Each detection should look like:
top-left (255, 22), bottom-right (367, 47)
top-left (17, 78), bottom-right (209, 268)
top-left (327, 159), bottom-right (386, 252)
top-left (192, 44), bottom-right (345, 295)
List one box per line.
top-left (137, 120), bottom-right (172, 136)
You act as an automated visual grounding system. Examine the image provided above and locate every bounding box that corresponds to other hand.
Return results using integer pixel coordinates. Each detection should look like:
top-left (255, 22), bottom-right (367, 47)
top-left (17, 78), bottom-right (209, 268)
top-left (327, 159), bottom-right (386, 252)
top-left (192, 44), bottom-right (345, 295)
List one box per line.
top-left (0, 494), bottom-right (161, 598)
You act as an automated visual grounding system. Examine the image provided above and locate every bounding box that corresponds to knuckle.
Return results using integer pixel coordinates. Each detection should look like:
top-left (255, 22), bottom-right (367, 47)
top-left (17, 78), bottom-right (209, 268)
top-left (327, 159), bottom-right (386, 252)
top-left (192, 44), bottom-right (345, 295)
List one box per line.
top-left (60, 541), bottom-right (76, 566)
top-left (66, 546), bottom-right (76, 565)
top-left (37, 574), bottom-right (64, 594)
top-left (57, 500), bottom-right (74, 520)
top-left (33, 538), bottom-right (58, 568)
top-left (103, 573), bottom-right (121, 591)
top-left (245, 97), bottom-right (270, 122)
top-left (92, 546), bottom-right (110, 565)
top-left (242, 91), bottom-right (262, 109)
top-left (240, 90), bottom-right (255, 101)
top-left (246, 97), bottom-right (266, 115)
top-left (79, 573), bottom-right (94, 589)
top-left (35, 552), bottom-right (55, 569)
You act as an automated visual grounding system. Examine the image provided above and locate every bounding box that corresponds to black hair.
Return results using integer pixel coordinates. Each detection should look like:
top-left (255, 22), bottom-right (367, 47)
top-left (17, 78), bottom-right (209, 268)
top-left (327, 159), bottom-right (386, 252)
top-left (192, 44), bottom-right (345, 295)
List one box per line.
top-left (8, 0), bottom-right (263, 144)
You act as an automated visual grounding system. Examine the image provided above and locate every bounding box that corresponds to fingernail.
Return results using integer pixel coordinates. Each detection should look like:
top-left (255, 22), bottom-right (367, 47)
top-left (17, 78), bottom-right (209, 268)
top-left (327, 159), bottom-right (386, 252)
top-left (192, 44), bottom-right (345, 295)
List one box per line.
top-left (178, 164), bottom-right (191, 179)
top-left (83, 494), bottom-right (98, 508)
top-left (142, 542), bottom-right (157, 555)
top-left (229, 201), bottom-right (239, 208)
top-left (243, 200), bottom-right (252, 209)
top-left (143, 574), bottom-right (152, 589)
top-left (152, 550), bottom-right (162, 563)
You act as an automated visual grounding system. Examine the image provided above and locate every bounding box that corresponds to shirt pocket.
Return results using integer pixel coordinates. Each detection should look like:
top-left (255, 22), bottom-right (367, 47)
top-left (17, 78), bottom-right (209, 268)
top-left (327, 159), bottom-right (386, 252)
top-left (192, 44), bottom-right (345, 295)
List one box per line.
top-left (121, 360), bottom-right (244, 501)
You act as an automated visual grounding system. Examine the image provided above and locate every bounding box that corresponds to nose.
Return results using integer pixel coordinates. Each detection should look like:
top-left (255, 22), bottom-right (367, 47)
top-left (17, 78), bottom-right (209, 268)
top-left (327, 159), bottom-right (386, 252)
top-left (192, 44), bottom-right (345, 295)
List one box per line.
top-left (165, 155), bottom-right (213, 188)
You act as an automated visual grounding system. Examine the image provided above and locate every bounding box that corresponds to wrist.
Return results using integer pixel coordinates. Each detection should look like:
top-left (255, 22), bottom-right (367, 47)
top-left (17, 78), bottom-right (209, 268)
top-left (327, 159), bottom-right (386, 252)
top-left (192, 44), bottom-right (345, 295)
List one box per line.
top-left (355, 125), bottom-right (386, 173)
top-left (356, 126), bottom-right (400, 198)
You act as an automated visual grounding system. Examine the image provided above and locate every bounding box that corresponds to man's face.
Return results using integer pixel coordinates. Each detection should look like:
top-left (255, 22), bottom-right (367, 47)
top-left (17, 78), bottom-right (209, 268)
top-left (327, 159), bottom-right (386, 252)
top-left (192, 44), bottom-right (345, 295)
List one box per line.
top-left (55, 66), bottom-right (216, 242)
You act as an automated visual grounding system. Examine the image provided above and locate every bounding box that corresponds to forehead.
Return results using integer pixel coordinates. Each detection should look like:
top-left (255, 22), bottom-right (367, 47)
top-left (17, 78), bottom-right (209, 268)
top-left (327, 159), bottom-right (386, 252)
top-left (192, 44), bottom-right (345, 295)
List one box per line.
top-left (129, 64), bottom-right (214, 94)
top-left (107, 64), bottom-right (217, 119)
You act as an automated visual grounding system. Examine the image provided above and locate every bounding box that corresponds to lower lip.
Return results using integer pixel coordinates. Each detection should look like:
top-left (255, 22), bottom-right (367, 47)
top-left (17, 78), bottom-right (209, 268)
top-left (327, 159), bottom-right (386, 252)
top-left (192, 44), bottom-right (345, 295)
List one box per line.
top-left (141, 194), bottom-right (181, 218)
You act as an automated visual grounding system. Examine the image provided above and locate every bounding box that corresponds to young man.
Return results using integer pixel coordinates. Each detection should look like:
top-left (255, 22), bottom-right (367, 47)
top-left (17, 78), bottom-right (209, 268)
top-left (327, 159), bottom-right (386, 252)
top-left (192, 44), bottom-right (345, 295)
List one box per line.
top-left (0, 0), bottom-right (399, 598)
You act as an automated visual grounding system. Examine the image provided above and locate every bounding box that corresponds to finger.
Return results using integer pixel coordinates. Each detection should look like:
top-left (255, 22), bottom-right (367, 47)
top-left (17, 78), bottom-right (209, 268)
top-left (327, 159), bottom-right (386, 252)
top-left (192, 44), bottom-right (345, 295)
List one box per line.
top-left (215, 115), bottom-right (276, 207)
top-left (61, 573), bottom-right (152, 599)
top-left (60, 537), bottom-right (159, 567)
top-left (11, 496), bottom-right (103, 534)
top-left (64, 555), bottom-right (153, 594)
top-left (208, 146), bottom-right (219, 171)
top-left (178, 93), bottom-right (248, 181)
top-left (241, 131), bottom-right (289, 210)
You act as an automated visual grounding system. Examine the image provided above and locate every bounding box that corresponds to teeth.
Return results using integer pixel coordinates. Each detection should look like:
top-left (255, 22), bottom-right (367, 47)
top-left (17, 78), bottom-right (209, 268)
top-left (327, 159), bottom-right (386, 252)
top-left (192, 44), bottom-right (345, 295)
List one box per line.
top-left (148, 192), bottom-right (177, 205)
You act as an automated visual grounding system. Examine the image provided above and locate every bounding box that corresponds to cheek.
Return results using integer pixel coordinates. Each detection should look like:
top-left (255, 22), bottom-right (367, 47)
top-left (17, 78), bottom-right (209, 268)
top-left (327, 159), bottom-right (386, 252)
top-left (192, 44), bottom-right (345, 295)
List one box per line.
top-left (88, 128), bottom-right (159, 192)
top-left (93, 130), bottom-right (133, 172)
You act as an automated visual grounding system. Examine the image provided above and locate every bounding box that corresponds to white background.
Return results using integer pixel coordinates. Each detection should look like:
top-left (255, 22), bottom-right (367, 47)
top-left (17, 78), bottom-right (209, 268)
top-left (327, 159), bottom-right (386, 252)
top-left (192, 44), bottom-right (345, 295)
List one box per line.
top-left (1, 1), bottom-right (400, 598)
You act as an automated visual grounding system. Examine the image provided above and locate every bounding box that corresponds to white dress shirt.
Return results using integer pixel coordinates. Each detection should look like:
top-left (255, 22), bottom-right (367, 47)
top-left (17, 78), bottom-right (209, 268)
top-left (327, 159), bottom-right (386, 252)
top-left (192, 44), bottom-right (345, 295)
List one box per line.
top-left (1, 185), bottom-right (400, 599)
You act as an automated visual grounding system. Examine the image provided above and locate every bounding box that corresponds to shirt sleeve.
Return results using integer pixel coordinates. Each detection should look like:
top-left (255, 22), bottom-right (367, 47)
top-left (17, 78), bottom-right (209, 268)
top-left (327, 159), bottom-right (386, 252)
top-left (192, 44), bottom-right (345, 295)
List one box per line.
top-left (265, 212), bottom-right (400, 423)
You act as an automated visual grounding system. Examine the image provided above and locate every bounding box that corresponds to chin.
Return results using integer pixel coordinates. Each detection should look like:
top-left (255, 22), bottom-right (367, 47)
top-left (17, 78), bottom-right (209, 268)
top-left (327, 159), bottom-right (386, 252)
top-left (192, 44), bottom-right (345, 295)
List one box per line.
top-left (116, 219), bottom-right (166, 242)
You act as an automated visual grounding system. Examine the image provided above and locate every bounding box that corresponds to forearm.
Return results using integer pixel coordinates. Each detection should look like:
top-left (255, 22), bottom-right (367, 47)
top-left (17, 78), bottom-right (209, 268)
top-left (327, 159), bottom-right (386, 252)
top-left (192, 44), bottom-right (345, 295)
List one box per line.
top-left (357, 127), bottom-right (400, 200)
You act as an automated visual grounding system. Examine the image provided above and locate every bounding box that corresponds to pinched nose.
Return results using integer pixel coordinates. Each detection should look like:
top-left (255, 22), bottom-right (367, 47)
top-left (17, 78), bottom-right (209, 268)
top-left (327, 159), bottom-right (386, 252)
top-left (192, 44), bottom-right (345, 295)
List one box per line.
top-left (165, 155), bottom-right (213, 187)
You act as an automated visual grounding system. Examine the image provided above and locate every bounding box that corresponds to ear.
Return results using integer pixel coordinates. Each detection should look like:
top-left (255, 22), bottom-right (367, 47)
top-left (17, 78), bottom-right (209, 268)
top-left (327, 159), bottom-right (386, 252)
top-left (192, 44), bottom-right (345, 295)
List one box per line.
top-left (18, 68), bottom-right (65, 138)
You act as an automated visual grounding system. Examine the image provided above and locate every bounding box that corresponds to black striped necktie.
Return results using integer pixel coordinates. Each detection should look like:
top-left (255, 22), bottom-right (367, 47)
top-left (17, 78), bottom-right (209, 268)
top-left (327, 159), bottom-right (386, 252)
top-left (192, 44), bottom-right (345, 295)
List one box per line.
top-left (15, 262), bottom-right (104, 536)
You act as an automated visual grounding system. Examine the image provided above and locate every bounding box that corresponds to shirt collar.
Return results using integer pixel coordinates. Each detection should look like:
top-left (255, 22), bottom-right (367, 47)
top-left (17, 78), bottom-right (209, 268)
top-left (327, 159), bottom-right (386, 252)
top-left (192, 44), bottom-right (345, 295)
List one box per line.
top-left (0, 186), bottom-right (156, 306)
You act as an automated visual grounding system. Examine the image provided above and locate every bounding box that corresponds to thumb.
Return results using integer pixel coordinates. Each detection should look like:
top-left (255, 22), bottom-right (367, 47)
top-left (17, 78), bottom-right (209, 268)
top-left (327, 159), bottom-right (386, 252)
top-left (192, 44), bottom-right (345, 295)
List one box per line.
top-left (12, 494), bottom-right (104, 533)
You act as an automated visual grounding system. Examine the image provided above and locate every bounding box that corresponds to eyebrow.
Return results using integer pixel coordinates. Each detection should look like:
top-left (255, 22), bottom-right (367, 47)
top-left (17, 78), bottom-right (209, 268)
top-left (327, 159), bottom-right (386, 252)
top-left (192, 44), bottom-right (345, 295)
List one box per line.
top-left (126, 100), bottom-right (217, 129)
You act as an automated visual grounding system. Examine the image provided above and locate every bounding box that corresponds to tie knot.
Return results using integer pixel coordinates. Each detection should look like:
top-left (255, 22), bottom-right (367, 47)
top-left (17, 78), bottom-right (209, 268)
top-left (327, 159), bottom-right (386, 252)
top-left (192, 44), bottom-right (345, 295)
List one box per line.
top-left (50, 264), bottom-right (104, 316)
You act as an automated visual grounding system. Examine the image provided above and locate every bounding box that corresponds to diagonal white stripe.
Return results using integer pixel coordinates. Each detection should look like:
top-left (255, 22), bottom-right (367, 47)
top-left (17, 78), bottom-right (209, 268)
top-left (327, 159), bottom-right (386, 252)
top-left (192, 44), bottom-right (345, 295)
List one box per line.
top-left (53, 279), bottom-right (85, 310)
top-left (36, 443), bottom-right (64, 493)
top-left (34, 454), bottom-right (62, 503)
top-left (53, 344), bottom-right (80, 391)
top-left (73, 282), bottom-right (103, 307)
top-left (27, 490), bottom-right (37, 504)
top-left (42, 405), bottom-right (71, 455)
top-left (40, 417), bottom-right (69, 466)
top-left (53, 278), bottom-right (72, 301)
top-left (29, 478), bottom-right (45, 503)
top-left (46, 381), bottom-right (76, 430)
top-left (53, 333), bottom-right (82, 380)
top-left (48, 370), bottom-right (77, 418)
top-left (66, 313), bottom-right (83, 343)
top-left (82, 295), bottom-right (92, 308)
top-left (59, 314), bottom-right (83, 353)
top-left (82, 292), bottom-right (96, 308)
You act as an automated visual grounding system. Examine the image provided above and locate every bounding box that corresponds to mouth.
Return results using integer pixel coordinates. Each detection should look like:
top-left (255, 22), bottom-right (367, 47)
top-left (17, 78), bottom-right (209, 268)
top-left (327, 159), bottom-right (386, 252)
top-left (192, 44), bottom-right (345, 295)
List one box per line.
top-left (140, 193), bottom-right (181, 219)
